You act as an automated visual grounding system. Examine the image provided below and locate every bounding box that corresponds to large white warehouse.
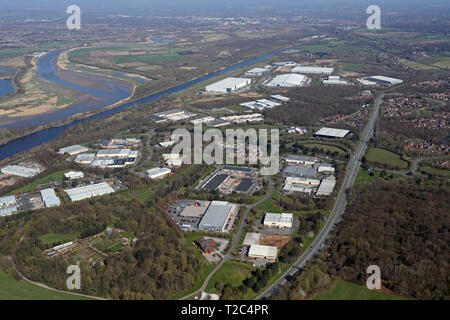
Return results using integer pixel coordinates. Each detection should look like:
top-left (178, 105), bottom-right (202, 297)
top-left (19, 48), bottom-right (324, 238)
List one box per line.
top-left (264, 213), bottom-right (294, 228)
top-left (366, 76), bottom-right (403, 85)
top-left (65, 182), bottom-right (115, 202)
top-left (1, 165), bottom-right (41, 178)
top-left (266, 74), bottom-right (308, 87)
top-left (205, 77), bottom-right (252, 93)
top-left (40, 188), bottom-right (61, 208)
top-left (248, 244), bottom-right (278, 261)
top-left (292, 66), bottom-right (334, 75)
top-left (58, 145), bottom-right (89, 156)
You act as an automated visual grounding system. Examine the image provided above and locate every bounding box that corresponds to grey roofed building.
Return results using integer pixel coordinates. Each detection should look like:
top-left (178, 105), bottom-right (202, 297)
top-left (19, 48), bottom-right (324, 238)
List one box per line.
top-left (40, 188), bottom-right (61, 208)
top-left (284, 155), bottom-right (319, 164)
top-left (0, 206), bottom-right (18, 217)
top-left (282, 166), bottom-right (317, 178)
top-left (202, 174), bottom-right (229, 191)
top-left (198, 201), bottom-right (235, 232)
top-left (235, 178), bottom-right (256, 194)
top-left (0, 195), bottom-right (16, 206)
top-left (221, 166), bottom-right (255, 174)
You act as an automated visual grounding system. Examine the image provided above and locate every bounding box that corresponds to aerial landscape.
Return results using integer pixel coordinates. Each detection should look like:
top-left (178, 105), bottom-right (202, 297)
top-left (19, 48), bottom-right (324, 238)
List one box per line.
top-left (0, 0), bottom-right (448, 312)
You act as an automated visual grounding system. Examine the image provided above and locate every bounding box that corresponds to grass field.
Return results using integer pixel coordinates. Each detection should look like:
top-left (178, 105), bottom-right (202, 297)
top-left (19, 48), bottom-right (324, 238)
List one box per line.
top-left (299, 142), bottom-right (347, 156)
top-left (113, 54), bottom-right (184, 65)
top-left (366, 148), bottom-right (408, 169)
top-left (206, 261), bottom-right (256, 293)
top-left (313, 281), bottom-right (408, 300)
top-left (0, 272), bottom-right (90, 300)
top-left (355, 167), bottom-right (402, 185)
top-left (38, 233), bottom-right (78, 245)
top-left (421, 166), bottom-right (449, 176)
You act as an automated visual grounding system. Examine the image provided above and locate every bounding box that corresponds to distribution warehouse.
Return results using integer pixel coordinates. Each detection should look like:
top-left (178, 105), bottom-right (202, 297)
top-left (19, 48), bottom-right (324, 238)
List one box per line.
top-left (65, 182), bottom-right (115, 202)
top-left (264, 213), bottom-right (294, 228)
top-left (205, 77), bottom-right (252, 93)
top-left (248, 244), bottom-right (278, 261)
top-left (40, 188), bottom-right (61, 208)
top-left (266, 74), bottom-right (308, 87)
top-left (58, 145), bottom-right (89, 156)
top-left (1, 165), bottom-right (41, 178)
top-left (198, 201), bottom-right (237, 232)
top-left (314, 127), bottom-right (350, 138)
top-left (292, 66), bottom-right (334, 75)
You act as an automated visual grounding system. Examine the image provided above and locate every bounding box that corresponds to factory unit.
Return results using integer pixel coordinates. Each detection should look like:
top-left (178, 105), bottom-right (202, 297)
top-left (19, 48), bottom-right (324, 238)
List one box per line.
top-left (272, 61), bottom-right (296, 67)
top-left (205, 77), bottom-right (252, 93)
top-left (245, 67), bottom-right (270, 77)
top-left (40, 188), bottom-right (61, 208)
top-left (234, 178), bottom-right (257, 194)
top-left (64, 171), bottom-right (85, 180)
top-left (146, 167), bottom-right (171, 180)
top-left (264, 213), bottom-right (294, 228)
top-left (314, 163), bottom-right (335, 174)
top-left (96, 149), bottom-right (132, 158)
top-left (323, 76), bottom-right (349, 85)
top-left (284, 155), bottom-right (319, 166)
top-left (167, 159), bottom-right (183, 167)
top-left (266, 74), bottom-right (309, 87)
top-left (201, 173), bottom-right (230, 191)
top-left (1, 165), bottom-right (41, 178)
top-left (248, 244), bottom-right (278, 261)
top-left (0, 206), bottom-right (18, 217)
top-left (292, 66), bottom-right (334, 75)
top-left (101, 138), bottom-right (140, 149)
top-left (58, 145), bottom-right (89, 156)
top-left (74, 153), bottom-right (95, 164)
top-left (314, 127), bottom-right (350, 138)
top-left (270, 95), bottom-right (290, 103)
top-left (65, 182), bottom-right (115, 202)
top-left (365, 76), bottom-right (403, 85)
top-left (285, 176), bottom-right (321, 187)
top-left (198, 201), bottom-right (237, 233)
top-left (191, 116), bottom-right (216, 125)
top-left (282, 166), bottom-right (317, 178)
top-left (316, 178), bottom-right (337, 196)
top-left (221, 166), bottom-right (256, 177)
top-left (0, 195), bottom-right (16, 206)
top-left (220, 113), bottom-right (263, 123)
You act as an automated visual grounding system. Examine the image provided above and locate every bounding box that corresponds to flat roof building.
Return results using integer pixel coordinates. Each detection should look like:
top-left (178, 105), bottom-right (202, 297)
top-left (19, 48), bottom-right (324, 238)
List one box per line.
top-left (248, 244), bottom-right (278, 261)
top-left (270, 95), bottom-right (290, 103)
top-left (366, 76), bottom-right (403, 85)
top-left (292, 66), bottom-right (334, 75)
top-left (58, 145), bottom-right (89, 156)
top-left (0, 206), bottom-right (18, 217)
top-left (235, 178), bottom-right (257, 194)
top-left (245, 68), bottom-right (270, 77)
top-left (198, 201), bottom-right (236, 233)
top-left (266, 74), bottom-right (308, 87)
top-left (65, 182), bottom-right (115, 202)
top-left (74, 153), bottom-right (95, 164)
top-left (202, 173), bottom-right (229, 191)
top-left (272, 62), bottom-right (296, 67)
top-left (315, 127), bottom-right (350, 138)
top-left (40, 188), bottom-right (61, 208)
top-left (146, 167), bottom-right (171, 180)
top-left (316, 178), bottom-right (337, 196)
top-left (205, 77), bottom-right (252, 93)
top-left (282, 166), bottom-right (317, 178)
top-left (64, 171), bottom-right (84, 180)
top-left (0, 195), bottom-right (16, 206)
top-left (285, 155), bottom-right (319, 166)
top-left (264, 213), bottom-right (294, 228)
top-left (1, 165), bottom-right (41, 178)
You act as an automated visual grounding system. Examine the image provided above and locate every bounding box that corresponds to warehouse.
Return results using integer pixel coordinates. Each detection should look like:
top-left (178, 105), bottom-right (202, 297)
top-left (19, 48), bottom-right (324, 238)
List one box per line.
top-left (146, 167), bottom-right (171, 180)
top-left (314, 127), bottom-right (350, 138)
top-left (74, 153), bottom-right (95, 164)
top-left (0, 206), bottom-right (18, 217)
top-left (201, 173), bottom-right (229, 191)
top-left (272, 61), bottom-right (296, 67)
top-left (198, 201), bottom-right (237, 233)
top-left (266, 74), bottom-right (309, 87)
top-left (270, 95), bottom-right (290, 103)
top-left (0, 195), bottom-right (16, 206)
top-left (264, 213), bottom-right (294, 228)
top-left (282, 184), bottom-right (314, 194)
top-left (181, 205), bottom-right (209, 218)
top-left (191, 116), bottom-right (216, 125)
top-left (245, 68), bottom-right (270, 77)
top-left (64, 171), bottom-right (84, 180)
top-left (314, 163), bottom-right (335, 174)
top-left (285, 176), bottom-right (321, 187)
top-left (90, 159), bottom-right (114, 167)
top-left (206, 119), bottom-right (230, 127)
top-left (316, 178), bottom-right (337, 196)
top-left (284, 155), bottom-right (318, 166)
top-left (282, 166), bottom-right (317, 178)
top-left (154, 109), bottom-right (185, 118)
top-left (323, 76), bottom-right (349, 85)
top-left (40, 188), bottom-right (61, 208)
top-left (292, 66), bottom-right (334, 75)
top-left (1, 165), bottom-right (41, 178)
top-left (58, 145), bottom-right (89, 156)
top-left (205, 77), bottom-right (252, 93)
top-left (248, 244), bottom-right (278, 261)
top-left (235, 178), bottom-right (257, 194)
top-left (255, 99), bottom-right (281, 109)
top-left (65, 182), bottom-right (115, 202)
top-left (366, 76), bottom-right (403, 85)
top-left (96, 149), bottom-right (131, 158)
top-left (167, 159), bottom-right (183, 167)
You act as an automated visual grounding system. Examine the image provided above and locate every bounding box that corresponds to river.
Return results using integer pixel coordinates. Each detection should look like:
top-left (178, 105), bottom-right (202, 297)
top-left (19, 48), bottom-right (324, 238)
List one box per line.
top-left (0, 46), bottom-right (286, 161)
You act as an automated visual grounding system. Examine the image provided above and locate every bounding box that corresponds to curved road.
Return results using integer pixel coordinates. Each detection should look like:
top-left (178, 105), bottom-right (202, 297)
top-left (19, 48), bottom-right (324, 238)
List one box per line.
top-left (256, 93), bottom-right (386, 300)
top-left (180, 178), bottom-right (275, 300)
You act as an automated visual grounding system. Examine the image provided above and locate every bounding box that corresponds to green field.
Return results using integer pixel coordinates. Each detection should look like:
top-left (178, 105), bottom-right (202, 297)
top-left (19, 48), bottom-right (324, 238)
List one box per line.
top-left (313, 281), bottom-right (408, 300)
top-left (113, 54), bottom-right (184, 65)
top-left (300, 142), bottom-right (347, 156)
top-left (38, 233), bottom-right (78, 245)
top-left (366, 148), bottom-right (408, 169)
top-left (0, 272), bottom-right (90, 300)
top-left (206, 261), bottom-right (256, 293)
top-left (421, 166), bottom-right (449, 176)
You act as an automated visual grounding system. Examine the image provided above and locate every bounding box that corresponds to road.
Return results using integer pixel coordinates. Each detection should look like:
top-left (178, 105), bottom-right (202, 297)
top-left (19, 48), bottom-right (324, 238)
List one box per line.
top-left (256, 93), bottom-right (386, 300)
top-left (179, 179), bottom-right (275, 300)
